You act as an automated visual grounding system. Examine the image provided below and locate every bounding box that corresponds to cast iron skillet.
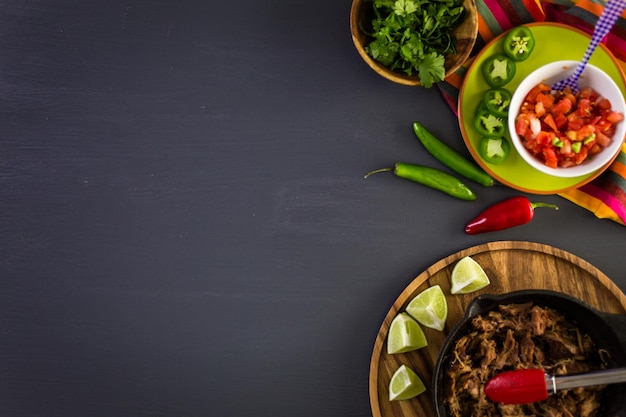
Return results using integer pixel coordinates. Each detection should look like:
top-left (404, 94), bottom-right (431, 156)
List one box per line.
top-left (432, 289), bottom-right (626, 417)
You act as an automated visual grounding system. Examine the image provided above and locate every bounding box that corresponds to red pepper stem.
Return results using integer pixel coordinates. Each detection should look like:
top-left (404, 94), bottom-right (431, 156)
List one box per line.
top-left (530, 202), bottom-right (559, 211)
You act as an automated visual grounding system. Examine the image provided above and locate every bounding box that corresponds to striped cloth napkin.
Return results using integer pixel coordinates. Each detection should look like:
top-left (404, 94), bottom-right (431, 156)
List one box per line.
top-left (439, 0), bottom-right (626, 225)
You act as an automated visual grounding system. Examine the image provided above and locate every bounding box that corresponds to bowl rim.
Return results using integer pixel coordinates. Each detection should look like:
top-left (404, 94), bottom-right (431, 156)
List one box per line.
top-left (508, 60), bottom-right (626, 178)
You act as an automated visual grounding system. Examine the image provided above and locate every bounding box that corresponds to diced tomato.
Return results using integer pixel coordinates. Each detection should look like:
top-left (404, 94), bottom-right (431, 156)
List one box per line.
top-left (525, 83), bottom-right (551, 102)
top-left (596, 119), bottom-right (614, 134)
top-left (542, 148), bottom-right (558, 168)
top-left (552, 98), bottom-right (573, 115)
top-left (515, 116), bottom-right (529, 137)
top-left (588, 144), bottom-right (602, 155)
top-left (513, 83), bottom-right (623, 169)
top-left (567, 117), bottom-right (584, 131)
top-left (575, 147), bottom-right (589, 164)
top-left (577, 125), bottom-right (595, 140)
top-left (554, 113), bottom-right (568, 129)
top-left (535, 101), bottom-right (546, 117)
top-left (589, 116), bottom-right (602, 126)
top-left (576, 98), bottom-right (592, 117)
top-left (596, 131), bottom-right (612, 147)
top-left (607, 111), bottom-right (624, 124)
top-left (597, 98), bottom-right (612, 110)
top-left (536, 93), bottom-right (555, 111)
top-left (536, 131), bottom-right (554, 146)
top-left (578, 87), bottom-right (594, 100)
top-left (543, 113), bottom-right (558, 132)
top-left (563, 92), bottom-right (577, 106)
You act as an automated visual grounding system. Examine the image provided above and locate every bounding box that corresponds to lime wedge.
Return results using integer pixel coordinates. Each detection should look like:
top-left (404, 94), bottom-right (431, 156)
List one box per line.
top-left (450, 256), bottom-right (490, 294)
top-left (388, 364), bottom-right (426, 401)
top-left (405, 285), bottom-right (448, 331)
top-left (387, 312), bottom-right (428, 354)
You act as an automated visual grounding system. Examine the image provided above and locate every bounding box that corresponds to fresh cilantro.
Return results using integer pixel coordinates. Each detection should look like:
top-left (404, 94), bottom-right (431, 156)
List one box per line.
top-left (393, 0), bottom-right (418, 16)
top-left (362, 0), bottom-right (465, 87)
top-left (418, 52), bottom-right (445, 88)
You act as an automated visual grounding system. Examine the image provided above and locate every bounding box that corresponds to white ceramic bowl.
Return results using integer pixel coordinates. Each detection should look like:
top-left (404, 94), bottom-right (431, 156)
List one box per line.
top-left (508, 60), bottom-right (626, 178)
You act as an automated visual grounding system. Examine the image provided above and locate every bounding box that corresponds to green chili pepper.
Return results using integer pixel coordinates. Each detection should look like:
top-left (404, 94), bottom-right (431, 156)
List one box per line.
top-left (482, 88), bottom-right (512, 118)
top-left (364, 162), bottom-right (477, 201)
top-left (503, 26), bottom-right (535, 62)
top-left (478, 136), bottom-right (511, 164)
top-left (474, 109), bottom-right (506, 137)
top-left (412, 121), bottom-right (495, 187)
top-left (481, 54), bottom-right (516, 88)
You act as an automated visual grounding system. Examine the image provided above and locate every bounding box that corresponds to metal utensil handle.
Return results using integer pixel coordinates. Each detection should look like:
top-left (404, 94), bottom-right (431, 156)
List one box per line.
top-left (554, 368), bottom-right (626, 391)
top-left (572, 0), bottom-right (626, 78)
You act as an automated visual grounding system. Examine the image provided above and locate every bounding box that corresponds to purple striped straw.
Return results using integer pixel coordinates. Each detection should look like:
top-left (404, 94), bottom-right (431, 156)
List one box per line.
top-left (552, 0), bottom-right (626, 93)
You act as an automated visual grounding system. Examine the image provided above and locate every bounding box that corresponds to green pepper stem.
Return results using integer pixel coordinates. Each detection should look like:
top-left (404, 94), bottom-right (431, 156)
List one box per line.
top-left (531, 202), bottom-right (559, 211)
top-left (364, 167), bottom-right (393, 179)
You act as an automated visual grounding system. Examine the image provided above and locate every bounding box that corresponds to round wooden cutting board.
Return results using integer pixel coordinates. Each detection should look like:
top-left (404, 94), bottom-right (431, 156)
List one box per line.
top-left (369, 241), bottom-right (626, 417)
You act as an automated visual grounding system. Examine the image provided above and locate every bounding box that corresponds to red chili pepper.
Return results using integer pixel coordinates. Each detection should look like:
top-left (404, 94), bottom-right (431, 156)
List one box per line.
top-left (464, 196), bottom-right (559, 234)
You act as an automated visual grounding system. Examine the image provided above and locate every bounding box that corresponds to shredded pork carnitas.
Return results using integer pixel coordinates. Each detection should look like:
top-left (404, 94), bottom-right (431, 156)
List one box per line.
top-left (444, 302), bottom-right (610, 417)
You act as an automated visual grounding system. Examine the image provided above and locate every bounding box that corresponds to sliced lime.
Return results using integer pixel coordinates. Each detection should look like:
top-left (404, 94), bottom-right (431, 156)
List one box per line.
top-left (387, 312), bottom-right (428, 354)
top-left (450, 256), bottom-right (491, 294)
top-left (405, 285), bottom-right (448, 331)
top-left (389, 364), bottom-right (426, 401)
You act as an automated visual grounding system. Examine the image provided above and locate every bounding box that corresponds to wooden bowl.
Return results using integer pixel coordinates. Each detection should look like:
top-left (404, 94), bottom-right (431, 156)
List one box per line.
top-left (350, 0), bottom-right (478, 86)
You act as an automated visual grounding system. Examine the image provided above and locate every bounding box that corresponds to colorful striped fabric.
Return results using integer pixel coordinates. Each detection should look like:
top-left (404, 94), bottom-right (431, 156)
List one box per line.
top-left (440, 0), bottom-right (626, 225)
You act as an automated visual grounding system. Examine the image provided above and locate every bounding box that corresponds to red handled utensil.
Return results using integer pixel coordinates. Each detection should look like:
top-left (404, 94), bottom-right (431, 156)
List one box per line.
top-left (485, 368), bottom-right (626, 404)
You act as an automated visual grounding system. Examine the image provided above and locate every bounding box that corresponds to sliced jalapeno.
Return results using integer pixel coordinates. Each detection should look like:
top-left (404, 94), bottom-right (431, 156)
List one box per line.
top-left (482, 88), bottom-right (512, 118)
top-left (481, 54), bottom-right (516, 88)
top-left (503, 26), bottom-right (535, 62)
top-left (478, 136), bottom-right (511, 164)
top-left (474, 109), bottom-right (506, 137)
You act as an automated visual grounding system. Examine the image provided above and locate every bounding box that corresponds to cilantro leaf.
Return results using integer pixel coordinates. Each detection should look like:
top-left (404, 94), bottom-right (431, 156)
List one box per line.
top-left (362, 0), bottom-right (466, 87)
top-left (418, 52), bottom-right (445, 88)
top-left (393, 0), bottom-right (418, 16)
top-left (367, 37), bottom-right (398, 67)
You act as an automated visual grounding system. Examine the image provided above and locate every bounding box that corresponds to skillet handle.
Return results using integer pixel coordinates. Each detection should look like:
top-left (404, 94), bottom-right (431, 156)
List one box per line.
top-left (465, 293), bottom-right (503, 316)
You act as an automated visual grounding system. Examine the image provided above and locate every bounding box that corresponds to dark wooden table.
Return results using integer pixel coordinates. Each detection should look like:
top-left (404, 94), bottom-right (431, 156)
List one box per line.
top-left (1, 1), bottom-right (624, 416)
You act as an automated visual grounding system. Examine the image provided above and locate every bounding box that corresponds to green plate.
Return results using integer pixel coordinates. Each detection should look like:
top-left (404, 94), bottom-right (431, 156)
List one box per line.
top-left (459, 22), bottom-right (626, 194)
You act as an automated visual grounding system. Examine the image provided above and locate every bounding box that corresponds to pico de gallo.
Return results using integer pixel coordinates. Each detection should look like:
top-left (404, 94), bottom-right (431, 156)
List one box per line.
top-left (514, 82), bottom-right (624, 169)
